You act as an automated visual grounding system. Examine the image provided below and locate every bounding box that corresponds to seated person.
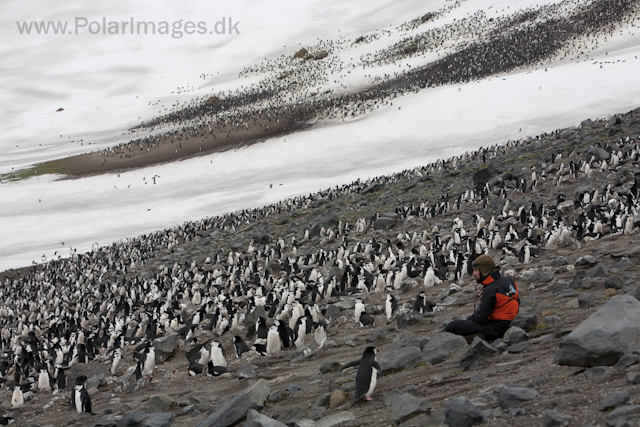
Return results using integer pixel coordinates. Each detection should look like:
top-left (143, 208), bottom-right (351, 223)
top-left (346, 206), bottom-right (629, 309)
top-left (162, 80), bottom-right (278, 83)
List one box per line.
top-left (444, 254), bottom-right (519, 341)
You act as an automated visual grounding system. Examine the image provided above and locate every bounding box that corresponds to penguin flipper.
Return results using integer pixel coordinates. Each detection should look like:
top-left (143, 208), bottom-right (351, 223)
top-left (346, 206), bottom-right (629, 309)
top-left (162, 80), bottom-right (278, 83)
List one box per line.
top-left (339, 359), bottom-right (360, 372)
top-left (372, 361), bottom-right (381, 372)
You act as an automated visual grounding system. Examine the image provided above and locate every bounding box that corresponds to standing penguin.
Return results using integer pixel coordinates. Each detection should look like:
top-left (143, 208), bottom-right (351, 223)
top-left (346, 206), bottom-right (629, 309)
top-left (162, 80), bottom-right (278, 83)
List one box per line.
top-left (11, 386), bottom-right (23, 408)
top-left (233, 336), bottom-right (251, 358)
top-left (385, 294), bottom-right (398, 321)
top-left (339, 346), bottom-right (381, 404)
top-left (72, 375), bottom-right (91, 414)
top-left (413, 291), bottom-right (433, 314)
top-left (266, 325), bottom-right (282, 356)
top-left (313, 321), bottom-right (328, 349)
top-left (354, 298), bottom-right (365, 323)
top-left (209, 341), bottom-right (226, 368)
top-left (293, 317), bottom-right (307, 349)
top-left (138, 346), bottom-right (156, 378)
top-left (111, 348), bottom-right (123, 375)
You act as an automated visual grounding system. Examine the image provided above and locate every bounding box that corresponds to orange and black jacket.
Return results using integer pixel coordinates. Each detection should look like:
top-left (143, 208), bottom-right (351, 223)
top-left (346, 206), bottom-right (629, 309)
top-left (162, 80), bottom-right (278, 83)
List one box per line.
top-left (468, 269), bottom-right (519, 325)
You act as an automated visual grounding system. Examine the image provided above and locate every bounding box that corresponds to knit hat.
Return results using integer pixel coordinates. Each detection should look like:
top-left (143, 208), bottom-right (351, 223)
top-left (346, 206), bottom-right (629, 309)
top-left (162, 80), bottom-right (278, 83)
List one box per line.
top-left (472, 254), bottom-right (495, 277)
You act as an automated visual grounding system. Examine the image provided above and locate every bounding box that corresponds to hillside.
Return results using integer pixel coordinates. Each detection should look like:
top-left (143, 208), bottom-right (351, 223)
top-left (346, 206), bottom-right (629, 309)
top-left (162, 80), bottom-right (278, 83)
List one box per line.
top-left (1, 106), bottom-right (640, 426)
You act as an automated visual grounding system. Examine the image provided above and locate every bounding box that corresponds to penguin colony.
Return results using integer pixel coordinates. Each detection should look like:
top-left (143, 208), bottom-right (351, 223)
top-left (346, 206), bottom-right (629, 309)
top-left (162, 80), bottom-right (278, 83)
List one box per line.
top-left (1, 107), bottom-right (640, 421)
top-left (85, 0), bottom-right (638, 171)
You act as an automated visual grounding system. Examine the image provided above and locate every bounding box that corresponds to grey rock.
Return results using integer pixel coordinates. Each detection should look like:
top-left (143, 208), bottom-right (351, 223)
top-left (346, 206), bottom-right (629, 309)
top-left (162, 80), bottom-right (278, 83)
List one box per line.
top-left (366, 329), bottom-right (388, 343)
top-left (509, 408), bottom-right (526, 417)
top-left (315, 411), bottom-right (355, 427)
top-left (615, 353), bottom-right (640, 370)
top-left (152, 334), bottom-right (179, 364)
top-left (511, 311), bottom-right (538, 332)
top-left (575, 255), bottom-right (596, 266)
top-left (245, 409), bottom-right (287, 427)
top-left (570, 270), bottom-right (588, 289)
top-left (238, 365), bottom-right (257, 379)
top-left (497, 387), bottom-right (540, 409)
top-left (445, 396), bottom-right (485, 427)
top-left (333, 299), bottom-right (355, 310)
top-left (344, 340), bottom-right (356, 347)
top-left (542, 410), bottom-right (574, 427)
top-left (378, 346), bottom-right (421, 374)
top-left (591, 263), bottom-right (608, 278)
top-left (507, 342), bottom-right (531, 353)
top-left (391, 393), bottom-right (432, 424)
top-left (323, 304), bottom-right (343, 321)
top-left (586, 146), bottom-right (610, 162)
top-left (268, 390), bottom-right (287, 403)
top-left (459, 338), bottom-right (498, 371)
top-left (253, 233), bottom-right (273, 244)
top-left (373, 214), bottom-right (398, 231)
top-left (422, 332), bottom-right (467, 365)
top-left (552, 256), bottom-right (569, 267)
top-left (578, 293), bottom-right (596, 308)
top-left (555, 295), bottom-right (640, 367)
top-left (68, 363), bottom-right (109, 392)
top-left (604, 276), bottom-right (623, 290)
top-left (396, 312), bottom-right (423, 328)
top-left (146, 395), bottom-right (177, 412)
top-left (473, 164), bottom-right (501, 189)
top-left (606, 405), bottom-right (640, 427)
top-left (627, 371), bottom-right (640, 384)
top-left (196, 379), bottom-right (270, 427)
top-left (117, 411), bottom-right (148, 427)
top-left (503, 326), bottom-right (528, 344)
top-left (613, 258), bottom-right (634, 270)
top-left (143, 413), bottom-right (174, 427)
top-left (599, 391), bottom-right (630, 411)
top-left (495, 360), bottom-right (523, 373)
top-left (319, 362), bottom-right (341, 374)
top-left (583, 366), bottom-right (610, 380)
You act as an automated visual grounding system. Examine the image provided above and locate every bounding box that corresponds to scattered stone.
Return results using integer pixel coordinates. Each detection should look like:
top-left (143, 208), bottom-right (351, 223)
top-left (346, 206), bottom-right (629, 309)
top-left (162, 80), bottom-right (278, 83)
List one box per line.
top-left (314, 411), bottom-right (355, 427)
top-left (503, 326), bottom-right (528, 344)
top-left (627, 371), bottom-right (640, 384)
top-left (497, 387), bottom-right (540, 409)
top-left (552, 256), bottom-right (569, 267)
top-left (542, 410), bottom-right (574, 427)
top-left (555, 295), bottom-right (640, 367)
top-left (396, 312), bottom-right (423, 328)
top-left (246, 409), bottom-right (288, 427)
top-left (495, 360), bottom-right (523, 373)
top-left (583, 366), bottom-right (610, 380)
top-left (507, 342), bottom-right (531, 354)
top-left (144, 413), bottom-right (175, 427)
top-left (509, 408), bottom-right (526, 417)
top-left (196, 379), bottom-right (270, 427)
top-left (578, 293), bottom-right (596, 308)
top-left (238, 365), bottom-right (257, 380)
top-left (391, 393), bottom-right (432, 424)
top-left (591, 263), bottom-right (608, 278)
top-left (366, 329), bottom-right (388, 342)
top-left (146, 395), bottom-right (177, 412)
top-left (575, 255), bottom-right (597, 266)
top-left (319, 361), bottom-right (341, 374)
top-left (152, 334), bottom-right (179, 363)
top-left (445, 396), bottom-right (486, 427)
top-left (378, 346), bottom-right (422, 374)
top-left (599, 390), bottom-right (630, 411)
top-left (613, 257), bottom-right (634, 270)
top-left (604, 276), bottom-right (623, 290)
top-left (511, 311), bottom-right (538, 332)
top-left (421, 332), bottom-right (467, 365)
top-left (615, 353), bottom-right (640, 370)
top-left (459, 338), bottom-right (498, 371)
top-left (603, 288), bottom-right (618, 298)
top-left (606, 405), bottom-right (640, 427)
top-left (329, 390), bottom-right (348, 409)
top-left (344, 340), bottom-right (357, 347)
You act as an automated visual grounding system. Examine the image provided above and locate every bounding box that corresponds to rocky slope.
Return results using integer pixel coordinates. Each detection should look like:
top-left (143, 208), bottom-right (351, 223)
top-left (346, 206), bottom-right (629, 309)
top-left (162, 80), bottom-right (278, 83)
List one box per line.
top-left (2, 107), bottom-right (640, 427)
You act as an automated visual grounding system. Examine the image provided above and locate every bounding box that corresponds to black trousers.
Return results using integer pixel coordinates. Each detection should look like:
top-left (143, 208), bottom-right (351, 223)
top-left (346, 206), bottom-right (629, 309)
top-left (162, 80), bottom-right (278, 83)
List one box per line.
top-left (444, 319), bottom-right (510, 341)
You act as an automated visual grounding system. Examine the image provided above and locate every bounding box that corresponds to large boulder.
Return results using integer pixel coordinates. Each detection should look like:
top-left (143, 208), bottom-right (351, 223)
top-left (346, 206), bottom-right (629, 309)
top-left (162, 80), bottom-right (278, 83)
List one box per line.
top-left (197, 379), bottom-right (271, 427)
top-left (153, 334), bottom-right (179, 363)
top-left (554, 295), bottom-right (640, 367)
top-left (445, 396), bottom-right (485, 427)
top-left (378, 346), bottom-right (422, 374)
top-left (422, 332), bottom-right (467, 365)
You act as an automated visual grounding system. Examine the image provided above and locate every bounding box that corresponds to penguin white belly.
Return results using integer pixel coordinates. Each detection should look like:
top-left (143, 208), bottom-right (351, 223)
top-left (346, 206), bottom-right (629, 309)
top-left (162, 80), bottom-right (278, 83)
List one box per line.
top-left (267, 330), bottom-right (281, 355)
top-left (365, 367), bottom-right (378, 399)
top-left (74, 388), bottom-right (83, 413)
